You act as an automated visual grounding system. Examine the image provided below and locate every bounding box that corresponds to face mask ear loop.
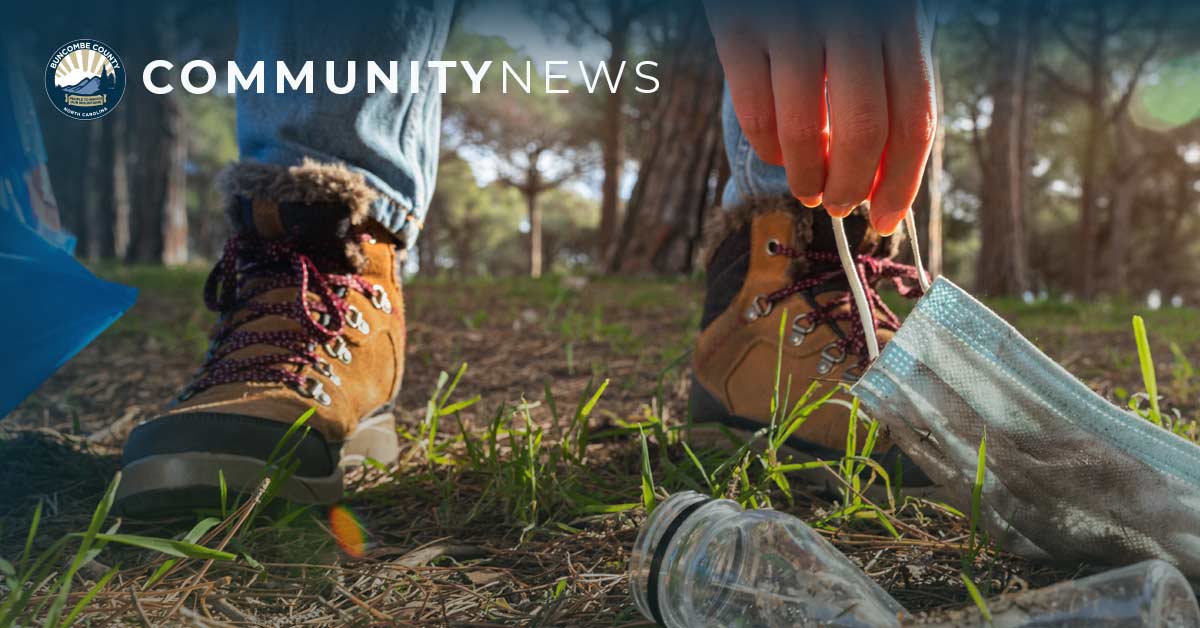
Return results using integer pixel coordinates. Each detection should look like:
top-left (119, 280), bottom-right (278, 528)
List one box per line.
top-left (832, 216), bottom-right (881, 360)
top-left (904, 212), bottom-right (932, 292)
top-left (833, 211), bottom-right (931, 362)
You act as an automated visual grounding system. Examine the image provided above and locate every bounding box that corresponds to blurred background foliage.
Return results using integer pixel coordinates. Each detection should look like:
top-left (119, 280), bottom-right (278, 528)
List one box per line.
top-left (8, 0), bottom-right (1200, 305)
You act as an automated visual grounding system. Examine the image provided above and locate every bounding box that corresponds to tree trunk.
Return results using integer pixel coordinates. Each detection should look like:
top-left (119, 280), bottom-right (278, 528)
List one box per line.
top-left (38, 110), bottom-right (87, 250)
top-left (1107, 178), bottom-right (1136, 293)
top-left (111, 110), bottom-right (131, 260)
top-left (609, 10), bottom-right (724, 274)
top-left (80, 120), bottom-right (107, 261)
top-left (975, 0), bottom-right (1033, 297)
top-left (1158, 163), bottom-right (1196, 300)
top-left (923, 56), bottom-right (945, 278)
top-left (418, 195), bottom-right (441, 274)
top-left (1077, 112), bottom-right (1103, 298)
top-left (126, 90), bottom-right (187, 264)
top-left (1077, 6), bottom-right (1107, 298)
top-left (1006, 0), bottom-right (1034, 291)
top-left (453, 200), bottom-right (480, 276)
top-left (161, 92), bottom-right (189, 266)
top-left (597, 24), bottom-right (628, 267)
top-left (123, 4), bottom-right (187, 265)
top-left (1105, 116), bottom-right (1143, 293)
top-left (527, 189), bottom-right (543, 278)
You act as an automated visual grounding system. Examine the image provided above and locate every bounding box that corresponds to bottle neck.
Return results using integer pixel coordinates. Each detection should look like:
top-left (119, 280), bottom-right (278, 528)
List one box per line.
top-left (630, 492), bottom-right (743, 625)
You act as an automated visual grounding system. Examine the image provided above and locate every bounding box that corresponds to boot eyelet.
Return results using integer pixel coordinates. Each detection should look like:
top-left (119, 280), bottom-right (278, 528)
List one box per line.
top-left (842, 363), bottom-right (865, 382)
top-left (371, 285), bottom-right (393, 313)
top-left (315, 359), bottom-right (342, 386)
top-left (346, 306), bottom-right (370, 335)
top-left (816, 342), bottom-right (847, 375)
top-left (766, 239), bottom-right (781, 255)
top-left (745, 295), bottom-right (773, 322)
top-left (297, 376), bottom-right (332, 406)
top-left (333, 285), bottom-right (349, 299)
top-left (324, 337), bottom-right (353, 364)
top-left (789, 313), bottom-right (816, 346)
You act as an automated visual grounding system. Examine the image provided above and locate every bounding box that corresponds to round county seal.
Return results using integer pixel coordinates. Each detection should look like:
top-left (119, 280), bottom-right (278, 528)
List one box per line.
top-left (45, 39), bottom-right (126, 120)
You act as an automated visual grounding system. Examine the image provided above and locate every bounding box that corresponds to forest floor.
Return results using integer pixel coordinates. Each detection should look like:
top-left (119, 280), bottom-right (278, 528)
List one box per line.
top-left (3, 266), bottom-right (1199, 626)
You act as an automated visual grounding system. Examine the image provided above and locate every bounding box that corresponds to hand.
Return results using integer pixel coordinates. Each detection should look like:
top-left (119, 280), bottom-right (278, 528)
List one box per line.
top-left (705, 0), bottom-right (937, 235)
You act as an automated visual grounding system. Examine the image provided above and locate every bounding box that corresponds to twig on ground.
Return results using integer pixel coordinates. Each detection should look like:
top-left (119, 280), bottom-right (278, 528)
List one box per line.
top-left (164, 479), bottom-right (269, 621)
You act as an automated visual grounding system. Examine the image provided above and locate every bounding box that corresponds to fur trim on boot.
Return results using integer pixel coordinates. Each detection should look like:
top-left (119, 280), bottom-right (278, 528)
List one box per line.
top-left (220, 158), bottom-right (385, 269)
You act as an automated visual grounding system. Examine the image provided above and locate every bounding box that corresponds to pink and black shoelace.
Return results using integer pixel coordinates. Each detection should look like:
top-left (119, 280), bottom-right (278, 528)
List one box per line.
top-left (179, 234), bottom-right (374, 400)
top-left (761, 242), bottom-right (925, 368)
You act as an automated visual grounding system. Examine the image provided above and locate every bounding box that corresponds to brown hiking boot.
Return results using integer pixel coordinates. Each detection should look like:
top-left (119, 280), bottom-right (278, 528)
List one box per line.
top-left (116, 160), bottom-right (406, 516)
top-left (690, 197), bottom-right (932, 492)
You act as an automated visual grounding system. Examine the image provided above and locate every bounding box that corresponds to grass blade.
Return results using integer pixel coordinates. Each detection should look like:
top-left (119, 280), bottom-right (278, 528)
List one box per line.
top-left (578, 379), bottom-right (609, 421)
top-left (965, 431), bottom-right (988, 574)
top-left (147, 512), bottom-right (221, 591)
top-left (265, 407), bottom-right (316, 465)
top-left (960, 572), bottom-right (993, 622)
top-left (573, 378), bottom-right (609, 458)
top-left (680, 442), bottom-right (714, 494)
top-left (79, 533), bottom-right (236, 560)
top-left (638, 427), bottom-right (657, 512)
top-left (1132, 315), bottom-right (1163, 426)
top-left (45, 472), bottom-right (120, 627)
top-left (59, 565), bottom-right (118, 628)
top-left (218, 469), bottom-right (228, 518)
top-left (20, 500), bottom-right (42, 572)
top-left (439, 362), bottom-right (469, 409)
top-left (438, 395), bottom-right (481, 417)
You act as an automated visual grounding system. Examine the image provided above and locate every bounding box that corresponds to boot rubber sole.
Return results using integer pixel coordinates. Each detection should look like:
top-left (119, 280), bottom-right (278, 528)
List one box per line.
top-left (115, 412), bottom-right (399, 517)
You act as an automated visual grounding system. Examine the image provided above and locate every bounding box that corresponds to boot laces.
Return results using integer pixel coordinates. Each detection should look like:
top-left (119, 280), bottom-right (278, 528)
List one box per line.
top-left (764, 242), bottom-right (925, 368)
top-left (180, 234), bottom-right (374, 400)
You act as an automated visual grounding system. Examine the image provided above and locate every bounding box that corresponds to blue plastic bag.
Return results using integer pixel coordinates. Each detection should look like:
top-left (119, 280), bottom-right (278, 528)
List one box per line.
top-left (0, 57), bottom-right (137, 419)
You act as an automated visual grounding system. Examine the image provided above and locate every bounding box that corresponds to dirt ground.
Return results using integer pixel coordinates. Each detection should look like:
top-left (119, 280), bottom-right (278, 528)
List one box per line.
top-left (3, 267), bottom-right (1197, 626)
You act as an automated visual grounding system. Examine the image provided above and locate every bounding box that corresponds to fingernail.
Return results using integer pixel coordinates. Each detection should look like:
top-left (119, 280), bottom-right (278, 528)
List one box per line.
top-left (876, 216), bottom-right (903, 236)
top-left (824, 201), bottom-right (856, 217)
top-left (797, 194), bottom-right (822, 208)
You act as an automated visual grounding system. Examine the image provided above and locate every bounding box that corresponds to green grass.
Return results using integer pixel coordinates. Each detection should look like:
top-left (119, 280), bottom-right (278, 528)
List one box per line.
top-left (0, 292), bottom-right (954, 623)
top-left (988, 296), bottom-right (1200, 345)
top-left (7, 271), bottom-right (1200, 625)
top-left (91, 263), bottom-right (211, 358)
top-left (0, 475), bottom-right (236, 627)
top-left (881, 287), bottom-right (1200, 345)
top-left (1126, 315), bottom-right (1200, 441)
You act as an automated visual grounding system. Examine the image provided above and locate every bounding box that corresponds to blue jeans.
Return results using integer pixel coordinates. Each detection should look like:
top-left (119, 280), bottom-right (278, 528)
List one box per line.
top-left (720, 88), bottom-right (791, 206)
top-left (236, 0), bottom-right (453, 251)
top-left (238, 4), bottom-right (783, 249)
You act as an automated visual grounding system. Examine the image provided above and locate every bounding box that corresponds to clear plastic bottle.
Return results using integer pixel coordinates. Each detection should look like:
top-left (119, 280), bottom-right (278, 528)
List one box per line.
top-left (630, 491), bottom-right (908, 627)
top-left (912, 560), bottom-right (1200, 628)
top-left (631, 492), bottom-right (1200, 628)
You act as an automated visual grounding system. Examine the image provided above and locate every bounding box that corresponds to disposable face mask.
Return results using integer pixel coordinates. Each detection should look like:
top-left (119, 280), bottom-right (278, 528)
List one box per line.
top-left (831, 215), bottom-right (1200, 579)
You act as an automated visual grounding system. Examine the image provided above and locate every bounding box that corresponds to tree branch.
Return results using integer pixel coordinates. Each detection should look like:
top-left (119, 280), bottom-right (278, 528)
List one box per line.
top-left (1107, 15), bottom-right (1165, 123)
top-left (565, 0), bottom-right (607, 39)
top-left (628, 0), bottom-right (656, 21)
top-left (1051, 19), bottom-right (1091, 62)
top-left (1105, 0), bottom-right (1140, 37)
top-left (1039, 64), bottom-right (1089, 101)
top-left (968, 12), bottom-right (998, 50)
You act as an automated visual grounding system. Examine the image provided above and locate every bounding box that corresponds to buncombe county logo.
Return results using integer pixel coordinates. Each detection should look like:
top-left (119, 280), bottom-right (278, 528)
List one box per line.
top-left (45, 39), bottom-right (126, 120)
